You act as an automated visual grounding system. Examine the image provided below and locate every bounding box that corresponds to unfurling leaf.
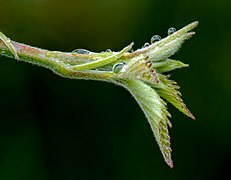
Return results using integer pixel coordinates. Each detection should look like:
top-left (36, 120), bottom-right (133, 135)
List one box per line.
top-left (153, 74), bottom-right (195, 119)
top-left (121, 79), bottom-right (173, 167)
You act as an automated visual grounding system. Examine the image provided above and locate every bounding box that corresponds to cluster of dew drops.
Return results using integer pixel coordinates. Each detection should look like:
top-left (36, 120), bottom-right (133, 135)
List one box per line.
top-left (142, 27), bottom-right (176, 48)
top-left (70, 27), bottom-right (176, 74)
top-left (113, 27), bottom-right (176, 74)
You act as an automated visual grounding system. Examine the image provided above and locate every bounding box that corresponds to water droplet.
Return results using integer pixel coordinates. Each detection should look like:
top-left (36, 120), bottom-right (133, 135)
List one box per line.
top-left (167, 27), bottom-right (176, 35)
top-left (113, 62), bottom-right (125, 73)
top-left (105, 49), bottom-right (112, 52)
top-left (6, 38), bottom-right (11, 43)
top-left (142, 43), bottom-right (150, 48)
top-left (151, 35), bottom-right (161, 44)
top-left (72, 49), bottom-right (90, 54)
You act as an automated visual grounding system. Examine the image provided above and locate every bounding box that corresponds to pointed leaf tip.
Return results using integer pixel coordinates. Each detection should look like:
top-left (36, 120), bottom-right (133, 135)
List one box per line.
top-left (168, 160), bottom-right (174, 168)
top-left (121, 79), bottom-right (174, 168)
top-left (153, 74), bottom-right (195, 120)
top-left (151, 59), bottom-right (189, 73)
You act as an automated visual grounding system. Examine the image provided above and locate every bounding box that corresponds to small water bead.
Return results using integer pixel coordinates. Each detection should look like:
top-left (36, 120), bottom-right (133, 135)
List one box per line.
top-left (72, 49), bottom-right (90, 54)
top-left (6, 38), bottom-right (11, 43)
top-left (105, 49), bottom-right (112, 52)
top-left (113, 62), bottom-right (125, 74)
top-left (151, 35), bottom-right (161, 44)
top-left (142, 43), bottom-right (150, 48)
top-left (167, 27), bottom-right (176, 35)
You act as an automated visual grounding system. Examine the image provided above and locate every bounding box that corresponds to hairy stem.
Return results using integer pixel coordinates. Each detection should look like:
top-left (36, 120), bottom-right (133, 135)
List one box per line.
top-left (0, 41), bottom-right (116, 81)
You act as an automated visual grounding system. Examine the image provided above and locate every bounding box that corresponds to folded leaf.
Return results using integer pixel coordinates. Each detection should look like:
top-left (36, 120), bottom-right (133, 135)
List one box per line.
top-left (121, 79), bottom-right (173, 168)
top-left (151, 59), bottom-right (188, 73)
top-left (120, 56), bottom-right (160, 84)
top-left (153, 74), bottom-right (195, 119)
top-left (132, 21), bottom-right (198, 62)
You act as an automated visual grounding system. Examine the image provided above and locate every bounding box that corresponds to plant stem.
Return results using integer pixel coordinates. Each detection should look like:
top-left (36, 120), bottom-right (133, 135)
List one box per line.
top-left (0, 41), bottom-right (116, 81)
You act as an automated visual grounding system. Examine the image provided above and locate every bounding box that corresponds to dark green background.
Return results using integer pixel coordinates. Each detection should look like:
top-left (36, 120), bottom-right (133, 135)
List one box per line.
top-left (0, 0), bottom-right (230, 179)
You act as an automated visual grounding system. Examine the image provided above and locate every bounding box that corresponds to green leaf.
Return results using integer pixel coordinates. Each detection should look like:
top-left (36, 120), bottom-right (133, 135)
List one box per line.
top-left (71, 43), bottom-right (134, 71)
top-left (151, 59), bottom-right (188, 73)
top-left (121, 79), bottom-right (173, 168)
top-left (153, 74), bottom-right (195, 119)
top-left (119, 56), bottom-right (160, 84)
top-left (131, 21), bottom-right (198, 62)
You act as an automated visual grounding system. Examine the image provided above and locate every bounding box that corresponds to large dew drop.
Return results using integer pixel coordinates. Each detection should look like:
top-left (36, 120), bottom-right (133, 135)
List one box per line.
top-left (167, 27), bottom-right (176, 35)
top-left (151, 35), bottom-right (161, 44)
top-left (113, 62), bottom-right (125, 74)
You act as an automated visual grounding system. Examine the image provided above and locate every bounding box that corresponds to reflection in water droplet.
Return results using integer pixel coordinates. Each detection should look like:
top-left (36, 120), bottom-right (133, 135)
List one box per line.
top-left (142, 43), bottom-right (150, 48)
top-left (113, 62), bottom-right (125, 73)
top-left (151, 35), bottom-right (161, 44)
top-left (168, 27), bottom-right (176, 35)
top-left (106, 49), bottom-right (112, 52)
top-left (72, 49), bottom-right (90, 54)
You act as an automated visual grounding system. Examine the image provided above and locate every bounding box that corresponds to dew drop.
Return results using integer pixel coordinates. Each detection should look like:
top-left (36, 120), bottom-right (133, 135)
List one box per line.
top-left (72, 49), bottom-right (90, 54)
top-left (142, 43), bottom-right (150, 48)
top-left (151, 35), bottom-right (161, 44)
top-left (105, 49), bottom-right (112, 52)
top-left (113, 62), bottom-right (125, 73)
top-left (167, 27), bottom-right (176, 35)
top-left (6, 38), bottom-right (11, 43)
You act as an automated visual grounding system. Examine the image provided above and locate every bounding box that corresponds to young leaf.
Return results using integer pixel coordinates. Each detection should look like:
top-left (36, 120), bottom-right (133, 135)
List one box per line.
top-left (120, 79), bottom-right (173, 167)
top-left (151, 59), bottom-right (188, 73)
top-left (153, 74), bottom-right (195, 119)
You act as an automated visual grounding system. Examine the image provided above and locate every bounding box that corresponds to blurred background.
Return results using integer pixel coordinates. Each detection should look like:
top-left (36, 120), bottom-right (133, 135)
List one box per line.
top-left (0, 0), bottom-right (230, 179)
